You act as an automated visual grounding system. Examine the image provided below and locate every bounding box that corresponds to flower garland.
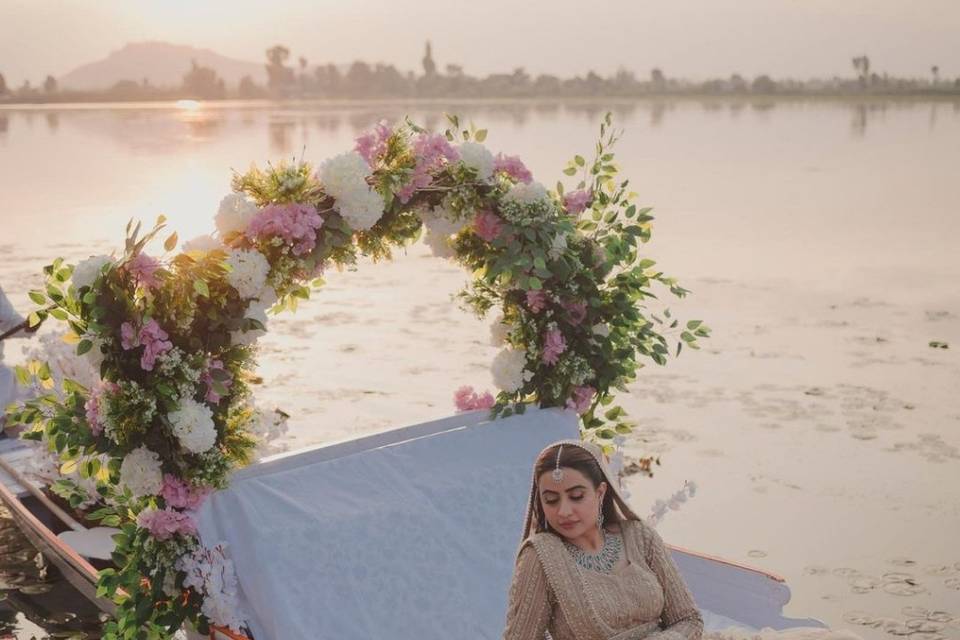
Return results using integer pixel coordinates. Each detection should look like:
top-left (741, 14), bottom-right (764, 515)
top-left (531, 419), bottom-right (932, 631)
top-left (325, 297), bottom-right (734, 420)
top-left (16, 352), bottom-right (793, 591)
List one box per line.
top-left (5, 113), bottom-right (709, 638)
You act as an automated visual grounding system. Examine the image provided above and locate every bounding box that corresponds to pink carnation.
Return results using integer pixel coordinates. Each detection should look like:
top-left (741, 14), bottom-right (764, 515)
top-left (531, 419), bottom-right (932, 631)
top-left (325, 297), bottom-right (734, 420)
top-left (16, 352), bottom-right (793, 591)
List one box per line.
top-left (542, 329), bottom-right (567, 365)
top-left (123, 253), bottom-right (162, 290)
top-left (563, 189), bottom-right (592, 215)
top-left (120, 319), bottom-right (173, 371)
top-left (453, 385), bottom-right (496, 412)
top-left (161, 474), bottom-right (212, 511)
top-left (202, 358), bottom-right (232, 404)
top-left (137, 507), bottom-right (198, 541)
top-left (526, 289), bottom-right (548, 313)
top-left (473, 210), bottom-right (503, 242)
top-left (566, 386), bottom-right (596, 414)
top-left (247, 202), bottom-right (323, 256)
top-left (493, 154), bottom-right (533, 184)
top-left (562, 300), bottom-right (588, 326)
top-left (354, 120), bottom-right (393, 166)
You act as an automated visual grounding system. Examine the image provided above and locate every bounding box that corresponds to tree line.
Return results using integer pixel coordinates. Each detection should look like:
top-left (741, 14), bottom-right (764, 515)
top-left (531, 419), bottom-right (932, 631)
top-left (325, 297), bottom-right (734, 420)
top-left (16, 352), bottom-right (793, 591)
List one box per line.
top-left (2, 44), bottom-right (958, 103)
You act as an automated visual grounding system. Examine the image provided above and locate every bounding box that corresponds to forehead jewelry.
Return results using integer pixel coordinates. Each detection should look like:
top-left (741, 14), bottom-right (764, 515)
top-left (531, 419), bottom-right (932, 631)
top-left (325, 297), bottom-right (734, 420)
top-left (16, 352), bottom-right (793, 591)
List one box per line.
top-left (552, 445), bottom-right (564, 482)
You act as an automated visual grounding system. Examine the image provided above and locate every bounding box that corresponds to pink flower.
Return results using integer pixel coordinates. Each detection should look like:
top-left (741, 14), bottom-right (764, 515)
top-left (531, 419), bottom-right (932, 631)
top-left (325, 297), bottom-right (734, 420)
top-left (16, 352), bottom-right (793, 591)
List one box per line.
top-left (354, 120), bottom-right (393, 166)
top-left (453, 385), bottom-right (496, 412)
top-left (85, 381), bottom-right (119, 437)
top-left (120, 319), bottom-right (173, 371)
top-left (563, 189), bottom-right (592, 215)
top-left (137, 507), bottom-right (198, 541)
top-left (566, 386), bottom-right (596, 414)
top-left (562, 300), bottom-right (588, 326)
top-left (120, 322), bottom-right (137, 350)
top-left (526, 289), bottom-right (548, 313)
top-left (161, 474), bottom-right (212, 511)
top-left (202, 358), bottom-right (232, 404)
top-left (124, 253), bottom-right (162, 290)
top-left (138, 319), bottom-right (173, 371)
top-left (247, 202), bottom-right (323, 256)
top-left (473, 210), bottom-right (503, 242)
top-left (493, 154), bottom-right (533, 184)
top-left (542, 329), bottom-right (567, 365)
top-left (397, 133), bottom-right (460, 203)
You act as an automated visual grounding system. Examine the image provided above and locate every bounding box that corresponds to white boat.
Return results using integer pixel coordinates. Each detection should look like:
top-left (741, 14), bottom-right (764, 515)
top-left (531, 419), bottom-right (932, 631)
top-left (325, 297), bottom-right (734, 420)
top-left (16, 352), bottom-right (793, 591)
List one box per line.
top-left (0, 407), bottom-right (827, 640)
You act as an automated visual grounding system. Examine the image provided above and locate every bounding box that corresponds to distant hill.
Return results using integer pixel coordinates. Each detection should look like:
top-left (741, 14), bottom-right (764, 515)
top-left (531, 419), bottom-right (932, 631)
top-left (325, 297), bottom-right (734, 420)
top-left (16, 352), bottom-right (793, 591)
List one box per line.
top-left (58, 41), bottom-right (267, 90)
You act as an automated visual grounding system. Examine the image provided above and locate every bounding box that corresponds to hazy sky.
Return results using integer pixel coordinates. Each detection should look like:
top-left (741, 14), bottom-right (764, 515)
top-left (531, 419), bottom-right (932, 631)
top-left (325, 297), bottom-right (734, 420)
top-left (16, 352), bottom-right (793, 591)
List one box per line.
top-left (2, 0), bottom-right (959, 87)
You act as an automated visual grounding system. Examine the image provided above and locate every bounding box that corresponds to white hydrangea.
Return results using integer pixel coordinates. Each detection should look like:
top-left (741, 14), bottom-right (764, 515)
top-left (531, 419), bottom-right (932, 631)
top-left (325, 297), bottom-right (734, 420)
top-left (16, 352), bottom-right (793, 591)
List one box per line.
top-left (489, 314), bottom-right (513, 347)
top-left (319, 151), bottom-right (385, 231)
top-left (225, 249), bottom-right (270, 300)
top-left (71, 255), bottom-right (112, 291)
top-left (215, 193), bottom-right (258, 237)
top-left (491, 348), bottom-right (532, 393)
top-left (183, 234), bottom-right (222, 253)
top-left (338, 186), bottom-right (385, 231)
top-left (177, 544), bottom-right (247, 633)
top-left (502, 181), bottom-right (549, 206)
top-left (119, 446), bottom-right (164, 498)
top-left (169, 397), bottom-right (217, 454)
top-left (318, 151), bottom-right (369, 199)
top-left (458, 142), bottom-right (495, 182)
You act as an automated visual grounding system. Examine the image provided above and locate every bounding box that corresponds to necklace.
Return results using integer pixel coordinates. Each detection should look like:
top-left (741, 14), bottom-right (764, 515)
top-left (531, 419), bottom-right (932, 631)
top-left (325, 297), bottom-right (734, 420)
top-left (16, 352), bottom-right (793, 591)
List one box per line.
top-left (563, 530), bottom-right (622, 574)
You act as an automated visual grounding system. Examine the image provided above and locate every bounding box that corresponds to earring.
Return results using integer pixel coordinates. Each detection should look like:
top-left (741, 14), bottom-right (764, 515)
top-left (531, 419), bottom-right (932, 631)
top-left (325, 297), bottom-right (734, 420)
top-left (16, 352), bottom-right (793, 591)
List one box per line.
top-left (597, 509), bottom-right (604, 531)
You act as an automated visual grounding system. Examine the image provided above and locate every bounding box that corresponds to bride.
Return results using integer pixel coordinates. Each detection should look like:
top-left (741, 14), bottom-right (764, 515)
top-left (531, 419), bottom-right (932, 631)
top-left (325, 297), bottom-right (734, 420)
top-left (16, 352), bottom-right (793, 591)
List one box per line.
top-left (502, 439), bottom-right (703, 640)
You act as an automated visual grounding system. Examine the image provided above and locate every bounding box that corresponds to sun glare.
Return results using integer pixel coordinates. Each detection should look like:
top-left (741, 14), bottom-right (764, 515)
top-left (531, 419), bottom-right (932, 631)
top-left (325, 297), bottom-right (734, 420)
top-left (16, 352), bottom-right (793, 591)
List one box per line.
top-left (175, 99), bottom-right (201, 111)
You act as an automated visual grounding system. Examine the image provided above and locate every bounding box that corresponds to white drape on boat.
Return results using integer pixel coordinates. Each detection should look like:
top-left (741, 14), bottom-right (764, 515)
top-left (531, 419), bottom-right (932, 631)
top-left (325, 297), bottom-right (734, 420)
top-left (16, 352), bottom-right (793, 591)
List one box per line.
top-left (195, 407), bottom-right (580, 640)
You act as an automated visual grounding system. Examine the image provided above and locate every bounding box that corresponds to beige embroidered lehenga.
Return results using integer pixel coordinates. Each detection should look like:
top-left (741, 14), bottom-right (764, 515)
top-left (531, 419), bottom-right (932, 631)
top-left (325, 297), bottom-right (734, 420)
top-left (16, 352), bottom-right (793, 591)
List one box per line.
top-left (502, 440), bottom-right (704, 640)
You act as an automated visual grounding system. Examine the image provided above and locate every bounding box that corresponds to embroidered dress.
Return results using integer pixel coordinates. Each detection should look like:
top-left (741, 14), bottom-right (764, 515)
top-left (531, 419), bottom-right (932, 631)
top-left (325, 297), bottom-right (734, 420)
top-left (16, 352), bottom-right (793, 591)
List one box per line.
top-left (503, 438), bottom-right (703, 640)
top-left (502, 519), bottom-right (703, 640)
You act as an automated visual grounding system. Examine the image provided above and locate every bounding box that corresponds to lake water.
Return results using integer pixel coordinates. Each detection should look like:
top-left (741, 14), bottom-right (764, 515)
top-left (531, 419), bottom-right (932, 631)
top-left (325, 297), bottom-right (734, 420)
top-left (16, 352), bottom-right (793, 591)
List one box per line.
top-left (1, 99), bottom-right (959, 639)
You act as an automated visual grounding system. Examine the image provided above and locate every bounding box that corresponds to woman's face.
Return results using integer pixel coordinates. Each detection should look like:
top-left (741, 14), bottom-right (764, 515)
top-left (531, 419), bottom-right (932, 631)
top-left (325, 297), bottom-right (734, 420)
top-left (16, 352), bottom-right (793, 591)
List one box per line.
top-left (538, 467), bottom-right (606, 540)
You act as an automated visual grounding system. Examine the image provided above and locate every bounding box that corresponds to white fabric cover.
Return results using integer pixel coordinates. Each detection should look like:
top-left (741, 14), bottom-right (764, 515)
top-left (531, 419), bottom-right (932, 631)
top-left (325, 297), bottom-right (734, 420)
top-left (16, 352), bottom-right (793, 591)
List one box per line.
top-left (195, 407), bottom-right (580, 640)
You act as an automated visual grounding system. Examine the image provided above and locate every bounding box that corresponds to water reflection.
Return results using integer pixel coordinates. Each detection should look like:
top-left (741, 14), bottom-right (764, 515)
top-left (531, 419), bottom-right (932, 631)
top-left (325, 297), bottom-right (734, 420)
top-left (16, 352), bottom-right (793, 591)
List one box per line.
top-left (2, 98), bottom-right (957, 154)
top-left (0, 503), bottom-right (103, 638)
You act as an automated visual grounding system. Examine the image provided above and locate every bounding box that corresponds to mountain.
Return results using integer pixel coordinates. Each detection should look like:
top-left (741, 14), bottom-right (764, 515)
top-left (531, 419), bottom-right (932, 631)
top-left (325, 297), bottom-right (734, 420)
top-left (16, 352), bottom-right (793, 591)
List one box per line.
top-left (58, 41), bottom-right (267, 90)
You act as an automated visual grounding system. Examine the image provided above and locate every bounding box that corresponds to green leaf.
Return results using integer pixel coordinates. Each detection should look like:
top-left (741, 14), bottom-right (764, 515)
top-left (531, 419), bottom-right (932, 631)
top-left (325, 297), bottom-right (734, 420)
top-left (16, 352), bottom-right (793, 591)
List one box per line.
top-left (27, 312), bottom-right (43, 328)
top-left (686, 320), bottom-right (702, 331)
top-left (527, 277), bottom-right (542, 290)
top-left (77, 340), bottom-right (93, 356)
top-left (193, 279), bottom-right (209, 297)
top-left (574, 155), bottom-right (586, 167)
top-left (563, 167), bottom-right (577, 176)
top-left (474, 129), bottom-right (487, 142)
top-left (28, 290), bottom-right (46, 305)
top-left (164, 232), bottom-right (178, 252)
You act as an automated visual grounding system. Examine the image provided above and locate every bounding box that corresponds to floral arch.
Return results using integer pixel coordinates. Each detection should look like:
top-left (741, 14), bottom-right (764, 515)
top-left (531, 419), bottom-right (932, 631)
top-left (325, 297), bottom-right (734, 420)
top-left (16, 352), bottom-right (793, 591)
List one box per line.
top-left (7, 113), bottom-right (709, 637)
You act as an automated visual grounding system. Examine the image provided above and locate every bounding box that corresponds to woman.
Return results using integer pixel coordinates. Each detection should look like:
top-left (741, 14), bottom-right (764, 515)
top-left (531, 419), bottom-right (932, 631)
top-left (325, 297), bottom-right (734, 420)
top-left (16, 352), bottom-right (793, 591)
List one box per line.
top-left (503, 439), bottom-right (704, 640)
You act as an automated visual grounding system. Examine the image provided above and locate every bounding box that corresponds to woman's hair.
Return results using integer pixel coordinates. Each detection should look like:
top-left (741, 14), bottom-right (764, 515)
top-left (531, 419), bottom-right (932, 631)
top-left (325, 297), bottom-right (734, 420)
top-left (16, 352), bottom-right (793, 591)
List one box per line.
top-left (531, 444), bottom-right (623, 534)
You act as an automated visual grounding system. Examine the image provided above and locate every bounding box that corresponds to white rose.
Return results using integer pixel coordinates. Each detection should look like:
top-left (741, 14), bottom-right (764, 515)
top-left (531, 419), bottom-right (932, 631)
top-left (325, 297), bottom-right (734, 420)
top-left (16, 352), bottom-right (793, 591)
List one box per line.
top-left (71, 255), bottom-right (112, 291)
top-left (458, 142), bottom-right (495, 182)
top-left (215, 193), bottom-right (258, 237)
top-left (169, 398), bottom-right (217, 454)
top-left (119, 446), bottom-right (164, 498)
top-left (491, 348), bottom-right (531, 393)
top-left (592, 323), bottom-right (611, 338)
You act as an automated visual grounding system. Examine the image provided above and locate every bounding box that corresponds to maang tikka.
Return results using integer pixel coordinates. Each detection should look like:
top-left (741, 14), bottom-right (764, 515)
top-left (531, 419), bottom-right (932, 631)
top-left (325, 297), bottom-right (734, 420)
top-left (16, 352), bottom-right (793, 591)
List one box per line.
top-left (552, 444), bottom-right (564, 482)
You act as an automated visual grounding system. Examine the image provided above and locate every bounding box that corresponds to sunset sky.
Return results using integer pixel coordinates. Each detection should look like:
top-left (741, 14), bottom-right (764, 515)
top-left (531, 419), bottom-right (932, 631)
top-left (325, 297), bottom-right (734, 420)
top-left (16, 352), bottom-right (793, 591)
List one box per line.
top-left (2, 0), bottom-right (959, 87)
